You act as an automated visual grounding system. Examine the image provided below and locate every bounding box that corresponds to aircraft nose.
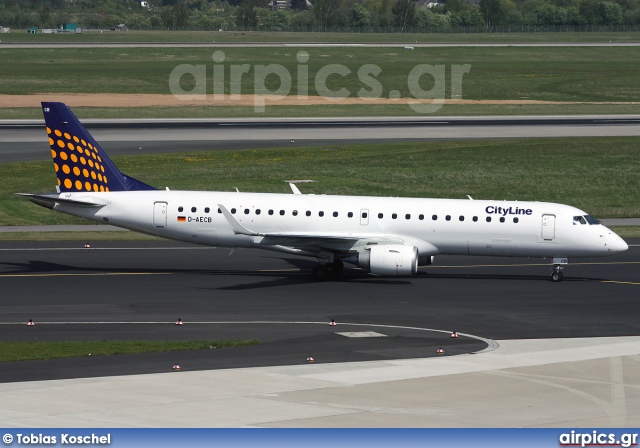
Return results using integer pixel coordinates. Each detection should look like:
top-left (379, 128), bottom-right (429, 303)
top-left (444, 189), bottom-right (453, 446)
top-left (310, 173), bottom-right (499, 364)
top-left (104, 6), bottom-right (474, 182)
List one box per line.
top-left (607, 234), bottom-right (628, 254)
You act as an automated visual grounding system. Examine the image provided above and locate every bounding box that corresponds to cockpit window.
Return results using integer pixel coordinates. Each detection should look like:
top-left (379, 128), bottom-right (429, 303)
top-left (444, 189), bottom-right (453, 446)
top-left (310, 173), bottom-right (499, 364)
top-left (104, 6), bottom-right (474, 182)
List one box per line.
top-left (573, 216), bottom-right (587, 225)
top-left (584, 215), bottom-right (600, 225)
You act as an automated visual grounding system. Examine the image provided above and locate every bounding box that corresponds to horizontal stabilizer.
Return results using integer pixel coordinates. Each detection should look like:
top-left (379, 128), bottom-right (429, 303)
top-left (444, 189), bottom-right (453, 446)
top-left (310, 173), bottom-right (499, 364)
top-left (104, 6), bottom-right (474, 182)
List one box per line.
top-left (16, 193), bottom-right (107, 209)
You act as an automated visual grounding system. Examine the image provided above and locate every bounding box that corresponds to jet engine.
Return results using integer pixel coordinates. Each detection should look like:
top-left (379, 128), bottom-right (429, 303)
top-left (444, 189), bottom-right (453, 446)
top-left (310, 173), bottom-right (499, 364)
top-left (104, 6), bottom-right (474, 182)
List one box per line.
top-left (356, 245), bottom-right (419, 276)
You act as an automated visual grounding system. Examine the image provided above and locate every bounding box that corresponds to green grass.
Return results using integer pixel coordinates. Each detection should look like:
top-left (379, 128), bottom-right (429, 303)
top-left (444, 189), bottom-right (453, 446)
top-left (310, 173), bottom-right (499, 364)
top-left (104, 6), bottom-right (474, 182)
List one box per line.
top-left (0, 339), bottom-right (260, 362)
top-left (2, 29), bottom-right (640, 43)
top-left (3, 102), bottom-right (640, 119)
top-left (0, 231), bottom-right (156, 241)
top-left (3, 138), bottom-right (640, 228)
top-left (1, 46), bottom-right (639, 103)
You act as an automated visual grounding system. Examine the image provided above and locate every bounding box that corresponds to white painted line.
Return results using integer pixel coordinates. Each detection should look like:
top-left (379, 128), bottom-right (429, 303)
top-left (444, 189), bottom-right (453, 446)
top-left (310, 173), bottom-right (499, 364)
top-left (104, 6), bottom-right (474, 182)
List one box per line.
top-left (336, 331), bottom-right (387, 338)
top-left (0, 247), bottom-right (217, 251)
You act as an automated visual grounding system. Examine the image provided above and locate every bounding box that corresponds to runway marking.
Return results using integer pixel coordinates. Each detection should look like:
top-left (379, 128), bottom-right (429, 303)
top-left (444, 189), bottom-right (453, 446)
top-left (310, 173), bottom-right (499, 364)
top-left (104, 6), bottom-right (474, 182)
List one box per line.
top-left (0, 247), bottom-right (216, 251)
top-left (258, 268), bottom-right (301, 272)
top-left (337, 331), bottom-right (388, 338)
top-left (0, 272), bottom-right (172, 278)
top-left (427, 261), bottom-right (640, 268)
top-left (0, 320), bottom-right (498, 353)
top-left (599, 280), bottom-right (640, 285)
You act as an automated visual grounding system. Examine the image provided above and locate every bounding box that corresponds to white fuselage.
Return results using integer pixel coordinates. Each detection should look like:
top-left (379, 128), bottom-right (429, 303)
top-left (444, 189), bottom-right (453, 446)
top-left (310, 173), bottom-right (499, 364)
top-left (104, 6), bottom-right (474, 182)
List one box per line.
top-left (52, 190), bottom-right (628, 261)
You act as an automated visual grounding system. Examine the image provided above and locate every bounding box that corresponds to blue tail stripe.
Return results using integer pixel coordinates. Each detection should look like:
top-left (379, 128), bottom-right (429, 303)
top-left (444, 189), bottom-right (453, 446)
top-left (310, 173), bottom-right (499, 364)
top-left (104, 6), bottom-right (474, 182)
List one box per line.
top-left (42, 102), bottom-right (156, 192)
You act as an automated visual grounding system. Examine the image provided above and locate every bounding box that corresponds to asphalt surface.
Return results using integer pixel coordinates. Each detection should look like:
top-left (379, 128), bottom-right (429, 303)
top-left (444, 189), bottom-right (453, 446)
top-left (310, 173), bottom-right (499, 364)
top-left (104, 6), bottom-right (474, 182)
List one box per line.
top-left (1, 239), bottom-right (638, 383)
top-left (2, 116), bottom-right (640, 163)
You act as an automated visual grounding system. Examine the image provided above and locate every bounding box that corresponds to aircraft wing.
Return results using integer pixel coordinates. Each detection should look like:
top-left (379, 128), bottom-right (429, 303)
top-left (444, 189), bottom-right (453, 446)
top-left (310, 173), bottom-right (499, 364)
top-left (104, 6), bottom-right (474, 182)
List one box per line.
top-left (218, 203), bottom-right (417, 253)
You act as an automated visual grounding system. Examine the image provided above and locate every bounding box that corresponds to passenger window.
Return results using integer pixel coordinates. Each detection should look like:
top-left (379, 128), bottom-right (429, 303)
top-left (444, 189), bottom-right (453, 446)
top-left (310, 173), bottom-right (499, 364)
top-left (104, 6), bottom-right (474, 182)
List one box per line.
top-left (405, 214), bottom-right (411, 220)
top-left (319, 211), bottom-right (324, 217)
top-left (473, 216), bottom-right (478, 222)
top-left (333, 211), bottom-right (338, 217)
top-left (486, 216), bottom-right (491, 222)
top-left (348, 212), bottom-right (353, 218)
top-left (178, 206), bottom-right (183, 212)
top-left (268, 209), bottom-right (274, 215)
top-left (231, 208), bottom-right (236, 214)
top-left (432, 215), bottom-right (437, 220)
top-left (293, 210), bottom-right (298, 216)
top-left (378, 213), bottom-right (383, 219)
top-left (191, 207), bottom-right (197, 213)
top-left (459, 216), bottom-right (464, 221)
top-left (500, 217), bottom-right (505, 223)
top-left (445, 215), bottom-right (451, 221)
top-left (392, 213), bottom-right (397, 219)
top-left (513, 217), bottom-right (519, 223)
top-left (419, 214), bottom-right (424, 220)
top-left (244, 208), bottom-right (250, 214)
top-left (256, 209), bottom-right (261, 215)
top-left (306, 211), bottom-right (311, 216)
top-left (204, 207), bottom-right (210, 213)
top-left (280, 210), bottom-right (285, 215)
top-left (217, 208), bottom-right (222, 214)
top-left (362, 212), bottom-right (368, 218)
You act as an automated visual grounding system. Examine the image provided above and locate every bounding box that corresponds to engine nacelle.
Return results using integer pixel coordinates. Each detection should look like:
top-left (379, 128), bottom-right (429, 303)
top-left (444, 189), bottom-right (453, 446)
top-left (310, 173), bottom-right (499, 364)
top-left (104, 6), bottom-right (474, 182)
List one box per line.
top-left (358, 245), bottom-right (419, 276)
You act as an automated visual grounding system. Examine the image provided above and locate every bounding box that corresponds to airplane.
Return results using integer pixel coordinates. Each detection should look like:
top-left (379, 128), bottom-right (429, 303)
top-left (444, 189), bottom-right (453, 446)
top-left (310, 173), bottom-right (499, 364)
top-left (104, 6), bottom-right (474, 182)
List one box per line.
top-left (20, 102), bottom-right (628, 282)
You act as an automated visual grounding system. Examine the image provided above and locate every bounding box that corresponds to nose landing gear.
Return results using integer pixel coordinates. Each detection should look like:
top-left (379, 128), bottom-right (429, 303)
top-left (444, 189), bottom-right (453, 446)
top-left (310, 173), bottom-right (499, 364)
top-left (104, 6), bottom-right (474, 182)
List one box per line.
top-left (550, 258), bottom-right (568, 282)
top-left (551, 266), bottom-right (564, 282)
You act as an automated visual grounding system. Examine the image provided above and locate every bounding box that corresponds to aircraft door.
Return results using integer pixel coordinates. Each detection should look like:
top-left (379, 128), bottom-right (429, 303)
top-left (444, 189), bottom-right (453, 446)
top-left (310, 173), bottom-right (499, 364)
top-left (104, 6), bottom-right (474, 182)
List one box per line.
top-left (360, 209), bottom-right (369, 226)
top-left (541, 214), bottom-right (555, 240)
top-left (153, 201), bottom-right (167, 227)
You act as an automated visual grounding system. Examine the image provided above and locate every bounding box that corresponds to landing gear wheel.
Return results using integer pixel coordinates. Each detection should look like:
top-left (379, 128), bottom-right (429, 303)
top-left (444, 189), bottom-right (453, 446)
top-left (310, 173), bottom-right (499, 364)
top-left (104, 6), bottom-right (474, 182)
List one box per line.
top-left (312, 264), bottom-right (329, 281)
top-left (551, 271), bottom-right (564, 282)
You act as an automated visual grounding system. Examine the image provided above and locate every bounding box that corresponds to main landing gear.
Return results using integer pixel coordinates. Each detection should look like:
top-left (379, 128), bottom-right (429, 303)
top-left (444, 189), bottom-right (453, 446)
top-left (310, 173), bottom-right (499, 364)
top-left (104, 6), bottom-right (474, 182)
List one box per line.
top-left (311, 259), bottom-right (344, 281)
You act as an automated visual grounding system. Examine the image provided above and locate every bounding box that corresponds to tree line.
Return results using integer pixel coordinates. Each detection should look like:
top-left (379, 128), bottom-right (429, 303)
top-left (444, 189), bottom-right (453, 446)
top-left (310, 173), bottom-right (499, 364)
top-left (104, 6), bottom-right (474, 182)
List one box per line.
top-left (1, 0), bottom-right (639, 30)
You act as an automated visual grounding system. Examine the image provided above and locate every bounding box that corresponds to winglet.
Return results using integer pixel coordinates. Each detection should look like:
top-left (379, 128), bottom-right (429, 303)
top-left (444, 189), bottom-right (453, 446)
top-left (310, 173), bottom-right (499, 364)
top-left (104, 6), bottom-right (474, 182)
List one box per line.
top-left (288, 183), bottom-right (302, 195)
top-left (217, 204), bottom-right (260, 236)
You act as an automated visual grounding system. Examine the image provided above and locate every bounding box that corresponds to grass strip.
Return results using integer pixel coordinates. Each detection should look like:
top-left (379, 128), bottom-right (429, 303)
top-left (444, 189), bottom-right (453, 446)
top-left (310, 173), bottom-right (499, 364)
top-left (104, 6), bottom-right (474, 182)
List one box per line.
top-left (3, 103), bottom-right (640, 119)
top-left (1, 30), bottom-right (640, 43)
top-left (0, 231), bottom-right (156, 241)
top-left (0, 339), bottom-right (260, 362)
top-left (4, 138), bottom-right (640, 226)
top-left (1, 46), bottom-right (639, 103)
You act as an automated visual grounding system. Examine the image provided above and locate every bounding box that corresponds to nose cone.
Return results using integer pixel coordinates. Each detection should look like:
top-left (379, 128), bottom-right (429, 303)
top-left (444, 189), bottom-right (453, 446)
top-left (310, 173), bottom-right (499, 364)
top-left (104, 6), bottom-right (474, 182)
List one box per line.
top-left (606, 230), bottom-right (628, 254)
top-left (611, 236), bottom-right (629, 253)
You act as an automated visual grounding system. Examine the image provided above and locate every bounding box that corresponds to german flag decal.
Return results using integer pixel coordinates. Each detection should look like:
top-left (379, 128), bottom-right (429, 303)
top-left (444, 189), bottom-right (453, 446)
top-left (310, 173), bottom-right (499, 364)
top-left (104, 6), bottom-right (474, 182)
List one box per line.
top-left (177, 216), bottom-right (186, 222)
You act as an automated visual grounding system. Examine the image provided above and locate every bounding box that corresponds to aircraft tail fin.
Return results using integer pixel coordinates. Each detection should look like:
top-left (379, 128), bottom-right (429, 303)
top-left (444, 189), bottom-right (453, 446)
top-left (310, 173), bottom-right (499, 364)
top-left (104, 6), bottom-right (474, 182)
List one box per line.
top-left (42, 102), bottom-right (157, 193)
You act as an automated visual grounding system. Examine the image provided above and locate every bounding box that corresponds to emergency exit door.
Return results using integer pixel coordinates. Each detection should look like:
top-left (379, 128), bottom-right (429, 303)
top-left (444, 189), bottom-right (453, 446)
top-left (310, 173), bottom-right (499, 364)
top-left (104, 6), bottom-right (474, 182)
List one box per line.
top-left (542, 214), bottom-right (555, 240)
top-left (153, 202), bottom-right (167, 227)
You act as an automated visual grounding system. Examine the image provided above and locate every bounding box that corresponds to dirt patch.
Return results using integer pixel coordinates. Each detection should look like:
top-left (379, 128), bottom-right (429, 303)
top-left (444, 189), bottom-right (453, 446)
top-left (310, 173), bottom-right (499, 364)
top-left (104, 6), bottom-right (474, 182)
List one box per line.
top-left (2, 93), bottom-right (639, 108)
